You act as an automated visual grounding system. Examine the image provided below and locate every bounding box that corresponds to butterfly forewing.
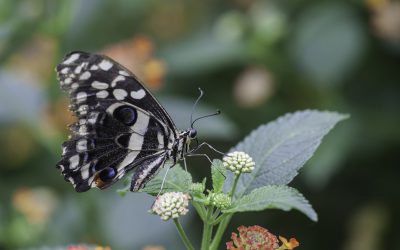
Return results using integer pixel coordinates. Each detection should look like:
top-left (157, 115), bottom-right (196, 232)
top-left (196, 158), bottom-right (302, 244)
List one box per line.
top-left (56, 51), bottom-right (178, 192)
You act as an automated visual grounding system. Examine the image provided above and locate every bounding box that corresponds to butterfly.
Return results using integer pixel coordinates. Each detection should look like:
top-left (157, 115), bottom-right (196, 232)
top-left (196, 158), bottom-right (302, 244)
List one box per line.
top-left (56, 51), bottom-right (208, 192)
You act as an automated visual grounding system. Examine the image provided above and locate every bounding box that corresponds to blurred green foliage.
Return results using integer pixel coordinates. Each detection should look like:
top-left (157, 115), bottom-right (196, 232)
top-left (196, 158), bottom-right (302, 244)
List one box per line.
top-left (0, 0), bottom-right (399, 249)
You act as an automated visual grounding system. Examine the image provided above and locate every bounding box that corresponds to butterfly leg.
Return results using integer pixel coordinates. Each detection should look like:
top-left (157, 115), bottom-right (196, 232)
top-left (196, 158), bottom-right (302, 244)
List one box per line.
top-left (191, 142), bottom-right (225, 155)
top-left (158, 162), bottom-right (171, 196)
top-left (183, 156), bottom-right (188, 172)
top-left (186, 153), bottom-right (212, 164)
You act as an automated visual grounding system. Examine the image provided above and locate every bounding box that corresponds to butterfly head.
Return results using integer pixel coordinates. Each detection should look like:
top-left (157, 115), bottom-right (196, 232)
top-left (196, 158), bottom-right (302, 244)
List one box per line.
top-left (188, 128), bottom-right (197, 139)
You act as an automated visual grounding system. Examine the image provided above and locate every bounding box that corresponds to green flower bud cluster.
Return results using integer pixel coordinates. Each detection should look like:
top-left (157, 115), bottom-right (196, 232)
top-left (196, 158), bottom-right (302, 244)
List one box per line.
top-left (151, 192), bottom-right (191, 221)
top-left (223, 151), bottom-right (255, 175)
top-left (208, 192), bottom-right (231, 210)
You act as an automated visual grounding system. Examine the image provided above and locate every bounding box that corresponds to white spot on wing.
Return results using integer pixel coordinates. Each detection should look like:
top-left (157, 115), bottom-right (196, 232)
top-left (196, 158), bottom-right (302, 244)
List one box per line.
top-left (71, 83), bottom-right (79, 90)
top-left (63, 53), bottom-right (80, 64)
top-left (81, 169), bottom-right (89, 179)
top-left (59, 164), bottom-right (65, 171)
top-left (113, 89), bottom-right (128, 100)
top-left (79, 125), bottom-right (87, 134)
top-left (119, 70), bottom-right (129, 76)
top-left (111, 75), bottom-right (125, 87)
top-left (92, 81), bottom-right (109, 89)
top-left (61, 68), bottom-right (69, 74)
top-left (98, 60), bottom-right (113, 71)
top-left (76, 92), bottom-right (87, 103)
top-left (130, 89), bottom-right (146, 99)
top-left (74, 64), bottom-right (84, 74)
top-left (90, 65), bottom-right (99, 70)
top-left (79, 71), bottom-right (91, 80)
top-left (76, 139), bottom-right (87, 152)
top-left (87, 112), bottom-right (99, 124)
top-left (96, 90), bottom-right (109, 98)
top-left (69, 155), bottom-right (80, 170)
top-left (68, 177), bottom-right (75, 185)
top-left (62, 146), bottom-right (67, 155)
top-left (64, 78), bottom-right (72, 84)
top-left (78, 105), bottom-right (88, 115)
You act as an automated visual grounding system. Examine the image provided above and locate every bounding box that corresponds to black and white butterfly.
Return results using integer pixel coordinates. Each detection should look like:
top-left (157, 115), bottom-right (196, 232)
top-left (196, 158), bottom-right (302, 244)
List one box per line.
top-left (56, 51), bottom-right (217, 192)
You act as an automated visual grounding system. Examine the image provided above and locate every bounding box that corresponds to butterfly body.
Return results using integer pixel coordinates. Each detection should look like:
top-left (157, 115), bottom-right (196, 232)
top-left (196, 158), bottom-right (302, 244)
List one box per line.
top-left (56, 51), bottom-right (196, 192)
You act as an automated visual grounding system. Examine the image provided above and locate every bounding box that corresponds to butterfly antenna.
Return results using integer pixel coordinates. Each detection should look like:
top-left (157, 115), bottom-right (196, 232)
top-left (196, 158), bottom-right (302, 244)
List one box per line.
top-left (190, 88), bottom-right (204, 128)
top-left (191, 109), bottom-right (221, 128)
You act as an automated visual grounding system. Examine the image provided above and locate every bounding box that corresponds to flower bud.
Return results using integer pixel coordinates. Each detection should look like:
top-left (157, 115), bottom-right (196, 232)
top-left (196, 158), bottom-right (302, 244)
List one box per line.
top-left (223, 151), bottom-right (255, 175)
top-left (150, 192), bottom-right (191, 221)
top-left (209, 192), bottom-right (231, 210)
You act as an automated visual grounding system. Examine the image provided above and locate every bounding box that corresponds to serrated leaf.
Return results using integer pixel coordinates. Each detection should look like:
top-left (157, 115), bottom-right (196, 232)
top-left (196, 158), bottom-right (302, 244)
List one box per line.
top-left (224, 185), bottom-right (317, 221)
top-left (211, 159), bottom-right (226, 193)
top-left (224, 110), bottom-right (349, 198)
top-left (139, 164), bottom-right (192, 195)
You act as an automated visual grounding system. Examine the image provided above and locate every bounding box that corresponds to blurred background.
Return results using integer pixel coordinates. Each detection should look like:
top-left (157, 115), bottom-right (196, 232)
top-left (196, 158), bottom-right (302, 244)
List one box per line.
top-left (0, 0), bottom-right (399, 249)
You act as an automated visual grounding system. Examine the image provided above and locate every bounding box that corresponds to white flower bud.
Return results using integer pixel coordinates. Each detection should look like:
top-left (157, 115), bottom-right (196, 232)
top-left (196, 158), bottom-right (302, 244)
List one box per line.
top-left (223, 151), bottom-right (256, 175)
top-left (150, 192), bottom-right (191, 221)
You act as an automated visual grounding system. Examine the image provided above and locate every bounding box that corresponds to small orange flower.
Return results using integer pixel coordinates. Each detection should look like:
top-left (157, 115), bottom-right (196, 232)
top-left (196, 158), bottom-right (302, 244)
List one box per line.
top-left (278, 236), bottom-right (299, 250)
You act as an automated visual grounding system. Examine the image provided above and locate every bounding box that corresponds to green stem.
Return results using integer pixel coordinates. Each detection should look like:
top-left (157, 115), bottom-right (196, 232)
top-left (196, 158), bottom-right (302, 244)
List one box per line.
top-left (192, 201), bottom-right (206, 221)
top-left (210, 213), bottom-right (233, 250)
top-left (211, 212), bottom-right (229, 226)
top-left (210, 174), bottom-right (241, 250)
top-left (201, 207), bottom-right (214, 250)
top-left (230, 174), bottom-right (240, 197)
top-left (212, 208), bottom-right (220, 220)
top-left (173, 219), bottom-right (195, 250)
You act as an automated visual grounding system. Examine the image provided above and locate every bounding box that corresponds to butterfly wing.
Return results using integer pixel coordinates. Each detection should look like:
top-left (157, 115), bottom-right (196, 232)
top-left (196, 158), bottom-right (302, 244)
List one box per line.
top-left (56, 51), bottom-right (177, 192)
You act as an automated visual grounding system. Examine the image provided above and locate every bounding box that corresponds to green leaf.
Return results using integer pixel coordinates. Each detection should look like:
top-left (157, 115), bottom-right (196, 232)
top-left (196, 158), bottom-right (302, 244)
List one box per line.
top-left (139, 164), bottom-right (193, 195)
top-left (224, 185), bottom-right (318, 221)
top-left (224, 110), bottom-right (349, 198)
top-left (211, 160), bottom-right (226, 193)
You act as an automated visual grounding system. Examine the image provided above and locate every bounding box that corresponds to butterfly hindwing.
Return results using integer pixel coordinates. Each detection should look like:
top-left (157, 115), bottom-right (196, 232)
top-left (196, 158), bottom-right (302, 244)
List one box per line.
top-left (56, 51), bottom-right (178, 192)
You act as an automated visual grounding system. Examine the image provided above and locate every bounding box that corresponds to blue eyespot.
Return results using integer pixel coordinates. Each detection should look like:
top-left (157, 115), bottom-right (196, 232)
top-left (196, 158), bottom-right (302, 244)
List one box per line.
top-left (114, 106), bottom-right (137, 126)
top-left (99, 167), bottom-right (116, 182)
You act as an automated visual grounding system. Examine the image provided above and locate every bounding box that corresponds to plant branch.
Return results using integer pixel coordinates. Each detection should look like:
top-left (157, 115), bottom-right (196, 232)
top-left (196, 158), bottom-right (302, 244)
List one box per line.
top-left (201, 207), bottom-right (214, 250)
top-left (173, 219), bottom-right (195, 250)
top-left (210, 174), bottom-right (240, 250)
top-left (192, 201), bottom-right (206, 221)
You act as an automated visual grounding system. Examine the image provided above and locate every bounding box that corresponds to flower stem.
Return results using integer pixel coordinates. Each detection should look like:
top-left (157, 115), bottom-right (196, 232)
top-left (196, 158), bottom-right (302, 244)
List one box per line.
top-left (201, 207), bottom-right (214, 250)
top-left (212, 212), bottom-right (229, 225)
top-left (192, 201), bottom-right (206, 221)
top-left (209, 213), bottom-right (233, 250)
top-left (209, 174), bottom-right (240, 250)
top-left (230, 174), bottom-right (240, 197)
top-left (173, 218), bottom-right (195, 250)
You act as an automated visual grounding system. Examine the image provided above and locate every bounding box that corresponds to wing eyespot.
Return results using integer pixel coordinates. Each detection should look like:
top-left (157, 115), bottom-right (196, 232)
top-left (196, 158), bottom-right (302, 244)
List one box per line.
top-left (94, 167), bottom-right (117, 188)
top-left (113, 105), bottom-right (137, 126)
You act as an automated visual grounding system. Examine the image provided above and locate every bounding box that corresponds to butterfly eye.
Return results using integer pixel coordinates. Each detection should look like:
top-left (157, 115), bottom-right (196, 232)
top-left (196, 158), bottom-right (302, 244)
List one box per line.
top-left (189, 128), bottom-right (197, 139)
top-left (113, 106), bottom-right (137, 126)
top-left (98, 167), bottom-right (117, 182)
